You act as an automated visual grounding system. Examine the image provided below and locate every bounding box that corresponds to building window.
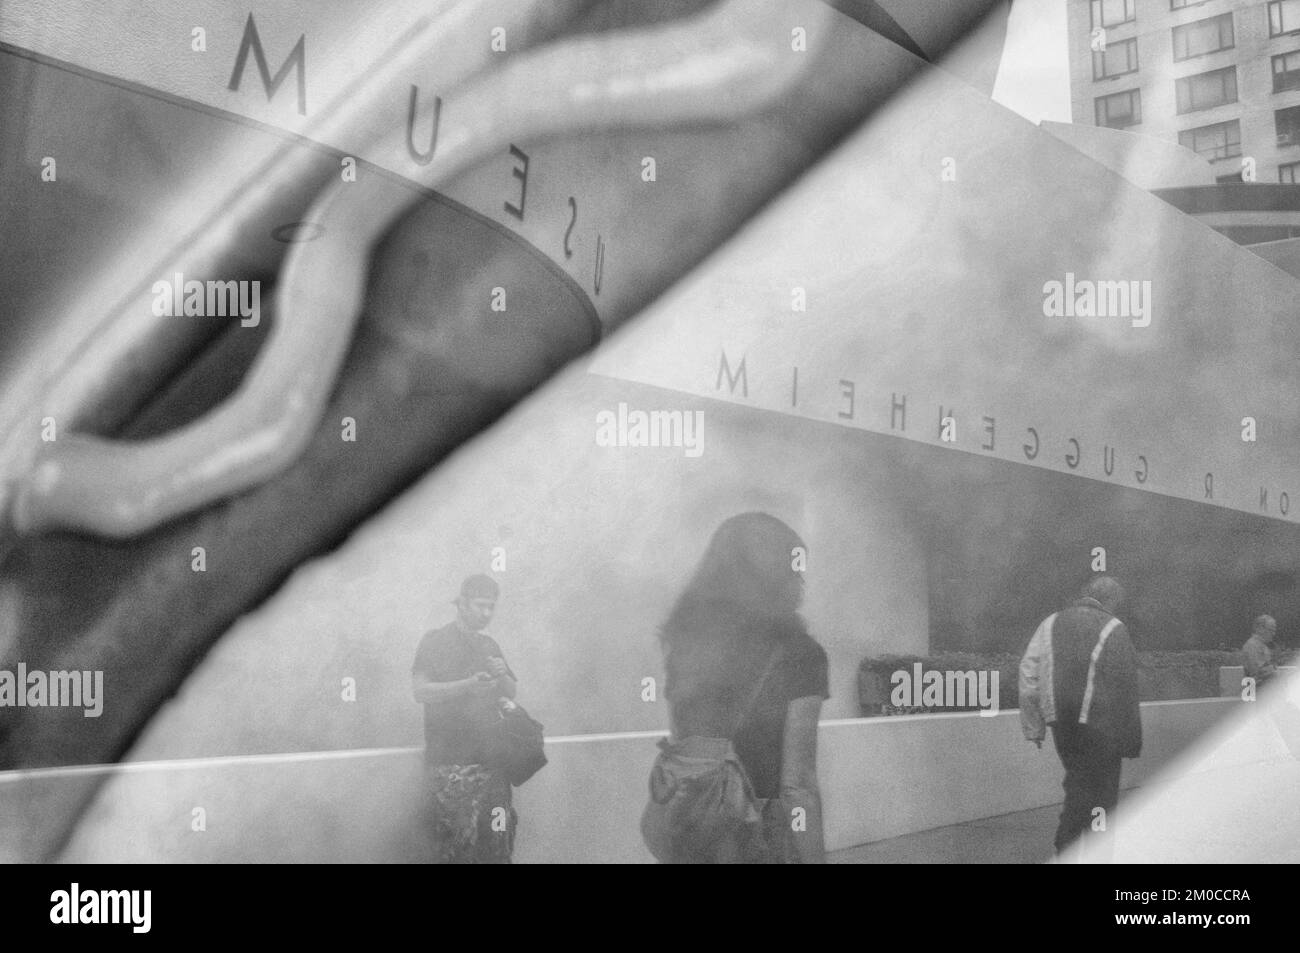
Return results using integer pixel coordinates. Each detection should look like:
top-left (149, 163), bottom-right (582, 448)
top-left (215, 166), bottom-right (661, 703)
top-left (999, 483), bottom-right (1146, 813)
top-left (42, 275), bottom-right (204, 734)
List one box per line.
top-left (1095, 89), bottom-right (1141, 128)
top-left (1176, 67), bottom-right (1238, 113)
top-left (1280, 161), bottom-right (1300, 183)
top-left (1091, 0), bottom-right (1135, 30)
top-left (1178, 119), bottom-right (1241, 160)
top-left (1271, 1), bottom-right (1300, 37)
top-left (1274, 51), bottom-right (1300, 92)
top-left (1216, 172), bottom-right (1244, 183)
top-left (1093, 37), bottom-right (1138, 80)
top-left (1172, 13), bottom-right (1234, 61)
top-left (1170, 0), bottom-right (1207, 8)
top-left (1278, 105), bottom-right (1300, 146)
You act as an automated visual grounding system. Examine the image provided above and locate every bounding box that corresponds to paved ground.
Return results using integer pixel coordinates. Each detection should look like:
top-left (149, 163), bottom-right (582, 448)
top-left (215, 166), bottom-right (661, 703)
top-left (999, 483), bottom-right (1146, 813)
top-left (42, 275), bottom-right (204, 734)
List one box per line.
top-left (829, 803), bottom-right (1061, 864)
top-left (830, 726), bottom-right (1300, 864)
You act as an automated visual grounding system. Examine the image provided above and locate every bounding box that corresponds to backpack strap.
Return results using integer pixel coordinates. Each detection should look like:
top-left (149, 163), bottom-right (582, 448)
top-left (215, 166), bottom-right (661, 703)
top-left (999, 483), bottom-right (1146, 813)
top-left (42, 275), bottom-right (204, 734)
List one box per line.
top-left (732, 642), bottom-right (784, 739)
top-left (1079, 616), bottom-right (1122, 725)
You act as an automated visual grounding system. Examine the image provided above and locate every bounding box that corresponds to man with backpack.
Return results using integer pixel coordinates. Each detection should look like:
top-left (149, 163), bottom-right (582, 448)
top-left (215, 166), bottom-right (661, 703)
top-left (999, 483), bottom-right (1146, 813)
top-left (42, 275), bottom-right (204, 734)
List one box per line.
top-left (1019, 576), bottom-right (1142, 862)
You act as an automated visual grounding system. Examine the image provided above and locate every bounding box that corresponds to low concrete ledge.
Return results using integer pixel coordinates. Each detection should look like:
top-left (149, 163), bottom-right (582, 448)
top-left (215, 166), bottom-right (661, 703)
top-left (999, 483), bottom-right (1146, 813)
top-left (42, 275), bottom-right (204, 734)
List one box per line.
top-left (31, 697), bottom-right (1260, 863)
top-left (1220, 665), bottom-right (1245, 697)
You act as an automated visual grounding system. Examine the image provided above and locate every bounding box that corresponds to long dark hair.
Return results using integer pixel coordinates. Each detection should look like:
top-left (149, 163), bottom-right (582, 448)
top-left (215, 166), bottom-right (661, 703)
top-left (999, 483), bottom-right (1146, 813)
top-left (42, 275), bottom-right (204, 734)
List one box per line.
top-left (660, 512), bottom-right (808, 719)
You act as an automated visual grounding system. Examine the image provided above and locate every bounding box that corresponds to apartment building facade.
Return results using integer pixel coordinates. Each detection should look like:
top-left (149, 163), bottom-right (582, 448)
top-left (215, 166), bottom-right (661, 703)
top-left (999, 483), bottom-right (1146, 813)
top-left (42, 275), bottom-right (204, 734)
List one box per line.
top-left (1067, 0), bottom-right (1300, 183)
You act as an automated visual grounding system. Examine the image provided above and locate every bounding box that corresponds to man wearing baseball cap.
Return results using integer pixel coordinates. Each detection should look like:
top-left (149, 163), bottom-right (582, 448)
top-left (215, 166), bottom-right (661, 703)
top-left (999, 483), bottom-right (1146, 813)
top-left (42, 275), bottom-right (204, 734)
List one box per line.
top-left (412, 574), bottom-right (518, 862)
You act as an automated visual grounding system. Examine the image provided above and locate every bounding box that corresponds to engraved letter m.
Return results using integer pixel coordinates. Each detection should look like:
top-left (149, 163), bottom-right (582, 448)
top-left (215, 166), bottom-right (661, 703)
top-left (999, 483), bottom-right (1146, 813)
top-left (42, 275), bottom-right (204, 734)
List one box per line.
top-left (228, 14), bottom-right (307, 116)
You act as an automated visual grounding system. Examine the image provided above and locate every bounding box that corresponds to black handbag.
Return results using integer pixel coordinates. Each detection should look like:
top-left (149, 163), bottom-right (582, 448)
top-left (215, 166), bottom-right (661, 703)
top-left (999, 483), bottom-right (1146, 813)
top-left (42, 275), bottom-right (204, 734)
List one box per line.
top-left (484, 701), bottom-right (548, 786)
top-left (473, 640), bottom-right (547, 786)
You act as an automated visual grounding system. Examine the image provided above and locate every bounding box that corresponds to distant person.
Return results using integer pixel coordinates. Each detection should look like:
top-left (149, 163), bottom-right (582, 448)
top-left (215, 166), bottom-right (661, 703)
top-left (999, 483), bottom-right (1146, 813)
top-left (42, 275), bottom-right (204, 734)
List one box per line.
top-left (1019, 576), bottom-right (1142, 861)
top-left (644, 512), bottom-right (828, 863)
top-left (1238, 614), bottom-right (1300, 762)
top-left (411, 574), bottom-right (517, 863)
top-left (1241, 615), bottom-right (1278, 687)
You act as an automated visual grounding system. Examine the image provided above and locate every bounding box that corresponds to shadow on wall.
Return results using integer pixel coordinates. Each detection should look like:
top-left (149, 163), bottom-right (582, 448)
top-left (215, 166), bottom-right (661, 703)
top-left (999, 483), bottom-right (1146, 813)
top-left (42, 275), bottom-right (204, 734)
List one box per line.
top-left (909, 444), bottom-right (1300, 655)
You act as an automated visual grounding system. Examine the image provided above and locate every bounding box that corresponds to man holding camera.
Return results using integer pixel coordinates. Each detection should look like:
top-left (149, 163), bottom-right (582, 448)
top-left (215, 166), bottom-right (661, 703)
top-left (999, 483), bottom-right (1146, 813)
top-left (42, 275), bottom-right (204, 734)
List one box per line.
top-left (412, 574), bottom-right (517, 863)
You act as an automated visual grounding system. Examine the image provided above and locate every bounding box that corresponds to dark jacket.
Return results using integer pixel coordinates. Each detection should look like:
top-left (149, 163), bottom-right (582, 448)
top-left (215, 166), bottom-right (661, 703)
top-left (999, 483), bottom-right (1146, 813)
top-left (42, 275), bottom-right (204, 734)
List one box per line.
top-left (1020, 597), bottom-right (1142, 758)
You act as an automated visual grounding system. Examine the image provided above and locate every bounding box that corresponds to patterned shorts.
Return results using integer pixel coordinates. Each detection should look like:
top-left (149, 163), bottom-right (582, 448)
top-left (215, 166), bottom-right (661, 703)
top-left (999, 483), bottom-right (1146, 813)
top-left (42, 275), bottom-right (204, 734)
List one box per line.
top-left (424, 763), bottom-right (516, 864)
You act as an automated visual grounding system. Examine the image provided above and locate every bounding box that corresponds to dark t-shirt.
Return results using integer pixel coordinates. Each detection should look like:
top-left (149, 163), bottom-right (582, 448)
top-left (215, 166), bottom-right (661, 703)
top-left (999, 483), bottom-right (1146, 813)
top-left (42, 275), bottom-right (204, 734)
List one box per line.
top-left (412, 622), bottom-right (514, 766)
top-left (669, 632), bottom-right (829, 800)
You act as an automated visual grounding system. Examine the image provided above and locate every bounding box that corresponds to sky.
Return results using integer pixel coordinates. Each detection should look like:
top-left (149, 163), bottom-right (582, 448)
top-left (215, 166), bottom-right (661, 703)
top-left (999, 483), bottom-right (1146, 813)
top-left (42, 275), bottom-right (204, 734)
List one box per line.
top-left (992, 0), bottom-right (1073, 124)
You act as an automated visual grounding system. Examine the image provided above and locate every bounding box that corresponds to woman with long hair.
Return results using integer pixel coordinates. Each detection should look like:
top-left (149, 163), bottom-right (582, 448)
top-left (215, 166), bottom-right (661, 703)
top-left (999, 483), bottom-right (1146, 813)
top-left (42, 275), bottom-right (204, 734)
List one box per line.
top-left (650, 511), bottom-right (829, 863)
